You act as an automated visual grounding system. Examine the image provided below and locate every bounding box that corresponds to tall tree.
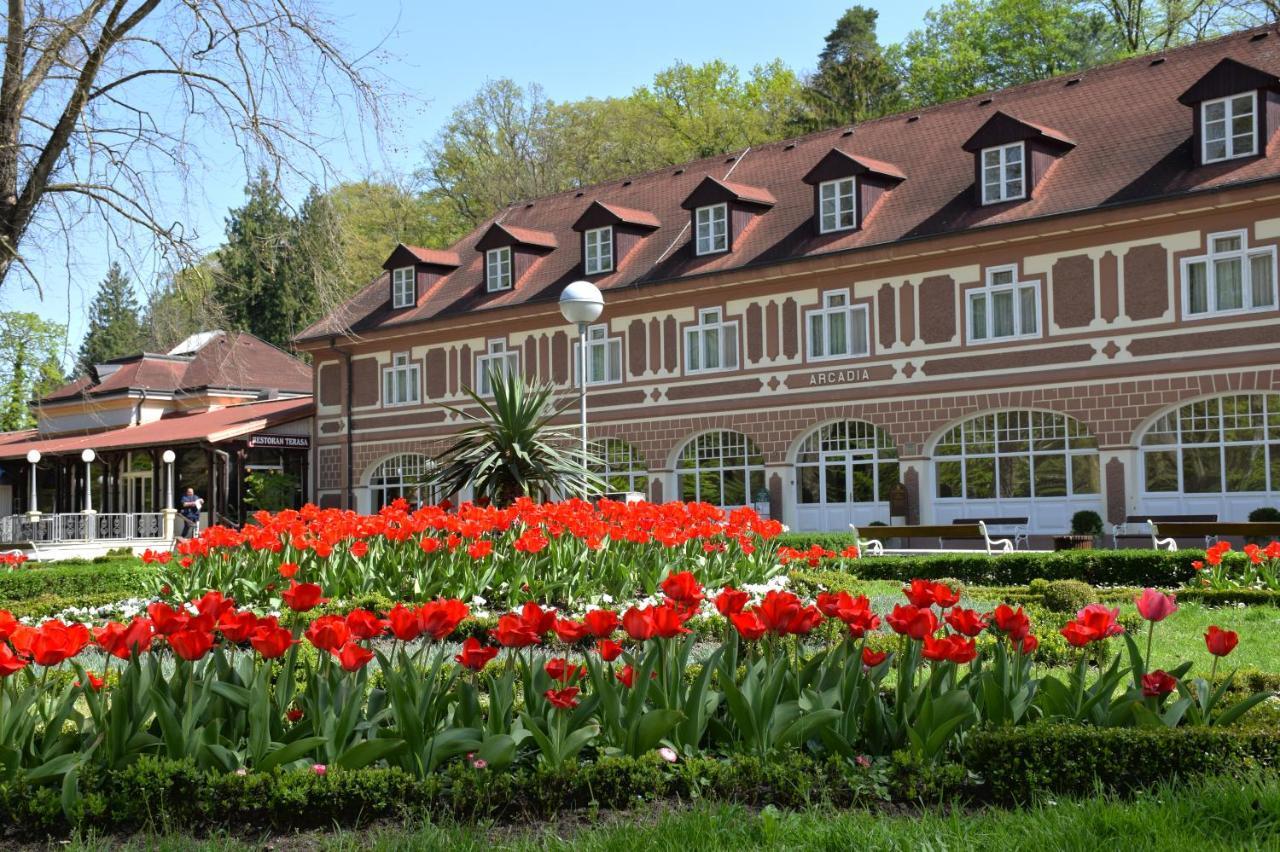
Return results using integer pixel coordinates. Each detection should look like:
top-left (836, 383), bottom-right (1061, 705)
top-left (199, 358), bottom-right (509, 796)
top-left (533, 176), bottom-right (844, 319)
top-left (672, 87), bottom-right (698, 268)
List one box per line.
top-left (215, 171), bottom-right (317, 350)
top-left (0, 312), bottom-right (65, 431)
top-left (0, 1), bottom-right (386, 292)
top-left (144, 263), bottom-right (227, 352)
top-left (895, 0), bottom-right (1127, 106)
top-left (797, 7), bottom-right (903, 130)
top-left (76, 262), bottom-right (146, 372)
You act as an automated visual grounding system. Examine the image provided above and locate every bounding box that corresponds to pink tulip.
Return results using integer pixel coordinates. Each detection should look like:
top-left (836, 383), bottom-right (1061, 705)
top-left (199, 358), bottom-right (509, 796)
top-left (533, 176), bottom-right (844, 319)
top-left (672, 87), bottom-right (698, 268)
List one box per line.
top-left (1135, 588), bottom-right (1178, 622)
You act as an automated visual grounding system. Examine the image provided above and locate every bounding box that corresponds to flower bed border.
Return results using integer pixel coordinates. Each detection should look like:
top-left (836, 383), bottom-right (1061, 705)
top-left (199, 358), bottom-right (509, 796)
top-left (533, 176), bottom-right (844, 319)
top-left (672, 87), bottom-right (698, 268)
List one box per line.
top-left (3, 725), bottom-right (1277, 837)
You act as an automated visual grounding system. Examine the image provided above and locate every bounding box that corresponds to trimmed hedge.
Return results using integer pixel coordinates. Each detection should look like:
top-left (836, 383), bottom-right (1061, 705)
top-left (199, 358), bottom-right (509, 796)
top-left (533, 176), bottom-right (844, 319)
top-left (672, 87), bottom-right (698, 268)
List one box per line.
top-left (0, 558), bottom-right (147, 604)
top-left (966, 724), bottom-right (1280, 804)
top-left (780, 542), bottom-right (1204, 587)
top-left (1, 725), bottom-right (1277, 836)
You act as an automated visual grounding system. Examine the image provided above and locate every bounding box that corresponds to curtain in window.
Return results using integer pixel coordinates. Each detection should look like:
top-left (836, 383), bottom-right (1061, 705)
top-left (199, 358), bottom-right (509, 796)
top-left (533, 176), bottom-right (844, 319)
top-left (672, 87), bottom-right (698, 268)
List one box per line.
top-left (992, 290), bottom-right (1015, 337)
top-left (1251, 254), bottom-right (1275, 307)
top-left (1215, 257), bottom-right (1243, 310)
top-left (1187, 262), bottom-right (1209, 313)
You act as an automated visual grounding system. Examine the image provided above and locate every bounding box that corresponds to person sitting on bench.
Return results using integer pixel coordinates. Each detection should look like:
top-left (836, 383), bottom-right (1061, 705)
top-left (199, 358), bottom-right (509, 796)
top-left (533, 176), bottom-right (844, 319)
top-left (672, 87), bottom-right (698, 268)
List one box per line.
top-left (179, 487), bottom-right (203, 538)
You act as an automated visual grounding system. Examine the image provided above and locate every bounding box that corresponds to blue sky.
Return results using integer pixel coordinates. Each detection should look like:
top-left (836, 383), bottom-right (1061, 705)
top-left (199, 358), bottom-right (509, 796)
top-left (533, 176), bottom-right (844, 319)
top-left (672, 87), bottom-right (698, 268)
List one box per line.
top-left (6, 0), bottom-right (936, 356)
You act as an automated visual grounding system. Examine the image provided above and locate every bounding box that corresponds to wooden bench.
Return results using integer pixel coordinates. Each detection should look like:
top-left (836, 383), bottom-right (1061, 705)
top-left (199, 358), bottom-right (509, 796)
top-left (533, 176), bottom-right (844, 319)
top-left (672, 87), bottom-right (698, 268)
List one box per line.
top-left (851, 521), bottom-right (1016, 556)
top-left (952, 517), bottom-right (1029, 550)
top-left (1110, 514), bottom-right (1216, 549)
top-left (1149, 520), bottom-right (1280, 552)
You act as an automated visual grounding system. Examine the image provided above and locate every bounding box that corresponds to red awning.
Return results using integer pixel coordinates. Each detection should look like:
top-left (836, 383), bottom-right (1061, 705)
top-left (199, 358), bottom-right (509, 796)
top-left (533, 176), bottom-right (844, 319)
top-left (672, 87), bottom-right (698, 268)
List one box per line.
top-left (0, 398), bottom-right (312, 460)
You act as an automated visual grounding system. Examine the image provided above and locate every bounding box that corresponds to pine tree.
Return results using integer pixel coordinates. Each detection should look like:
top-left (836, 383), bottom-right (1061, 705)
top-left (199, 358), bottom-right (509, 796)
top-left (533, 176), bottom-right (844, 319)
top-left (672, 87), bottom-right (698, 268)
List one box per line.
top-left (215, 171), bottom-right (319, 349)
top-left (77, 263), bottom-right (146, 373)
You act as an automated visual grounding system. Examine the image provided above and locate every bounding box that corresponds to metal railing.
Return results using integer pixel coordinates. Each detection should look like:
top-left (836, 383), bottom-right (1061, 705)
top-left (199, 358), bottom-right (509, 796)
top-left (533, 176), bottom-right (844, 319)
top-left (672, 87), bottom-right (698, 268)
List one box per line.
top-left (0, 512), bottom-right (167, 543)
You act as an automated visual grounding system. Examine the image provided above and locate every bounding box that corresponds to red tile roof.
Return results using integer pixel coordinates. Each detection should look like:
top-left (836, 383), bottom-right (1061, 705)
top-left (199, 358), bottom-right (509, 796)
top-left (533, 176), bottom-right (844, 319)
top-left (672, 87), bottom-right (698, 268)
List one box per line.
top-left (0, 398), bottom-right (312, 459)
top-left (594, 202), bottom-right (662, 229)
top-left (42, 331), bottom-right (312, 403)
top-left (404, 245), bottom-right (462, 267)
top-left (297, 26), bottom-right (1280, 342)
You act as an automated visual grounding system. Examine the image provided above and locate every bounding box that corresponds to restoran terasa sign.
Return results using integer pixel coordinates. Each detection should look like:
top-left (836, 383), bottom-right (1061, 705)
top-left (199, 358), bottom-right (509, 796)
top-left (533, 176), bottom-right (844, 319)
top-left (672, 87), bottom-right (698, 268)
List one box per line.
top-left (247, 434), bottom-right (310, 449)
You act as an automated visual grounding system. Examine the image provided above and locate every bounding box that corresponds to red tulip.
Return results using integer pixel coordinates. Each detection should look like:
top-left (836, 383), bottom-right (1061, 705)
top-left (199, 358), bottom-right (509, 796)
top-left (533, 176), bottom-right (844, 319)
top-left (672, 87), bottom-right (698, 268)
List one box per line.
top-left (490, 613), bottom-right (541, 648)
top-left (650, 603), bottom-right (691, 638)
top-left (991, 605), bottom-right (1031, 642)
top-left (729, 610), bottom-right (767, 641)
top-left (660, 571), bottom-right (704, 606)
top-left (582, 609), bottom-right (619, 638)
top-left (616, 664), bottom-right (636, 688)
top-left (0, 644), bottom-right (27, 677)
top-left (194, 590), bottom-right (235, 619)
top-left (418, 599), bottom-right (469, 640)
top-left (387, 603), bottom-right (424, 642)
top-left (147, 602), bottom-right (189, 636)
top-left (545, 657), bottom-right (586, 683)
top-left (518, 602), bottom-right (556, 637)
top-left (931, 582), bottom-right (961, 610)
top-left (350, 540), bottom-right (368, 558)
top-left (249, 618), bottom-right (295, 659)
top-left (1204, 625), bottom-right (1239, 657)
top-left (168, 628), bottom-right (214, 661)
top-left (346, 609), bottom-right (388, 641)
top-left (544, 686), bottom-right (580, 709)
top-left (784, 605), bottom-right (824, 636)
top-left (286, 707), bottom-right (304, 723)
top-left (78, 673), bottom-right (105, 692)
top-left (885, 604), bottom-right (939, 640)
top-left (216, 610), bottom-right (259, 644)
top-left (1141, 669), bottom-right (1178, 698)
top-left (1018, 634), bottom-right (1039, 655)
top-left (455, 637), bottom-right (499, 671)
top-left (467, 540), bottom-right (493, 559)
top-left (29, 620), bottom-right (90, 666)
top-left (1060, 621), bottom-right (1095, 648)
top-left (945, 607), bottom-right (988, 637)
top-left (335, 641), bottom-right (374, 672)
top-left (305, 615), bottom-right (351, 652)
top-left (903, 579), bottom-right (938, 609)
top-left (554, 618), bottom-right (591, 643)
top-left (278, 562), bottom-right (299, 579)
top-left (1135, 588), bottom-right (1178, 623)
top-left (755, 590), bottom-right (802, 635)
top-left (714, 586), bottom-right (749, 617)
top-left (596, 639), bottom-right (624, 661)
top-left (0, 609), bottom-right (16, 641)
top-left (622, 606), bottom-right (656, 641)
top-left (861, 647), bottom-right (888, 668)
top-left (281, 580), bottom-right (328, 612)
top-left (94, 617), bottom-right (154, 659)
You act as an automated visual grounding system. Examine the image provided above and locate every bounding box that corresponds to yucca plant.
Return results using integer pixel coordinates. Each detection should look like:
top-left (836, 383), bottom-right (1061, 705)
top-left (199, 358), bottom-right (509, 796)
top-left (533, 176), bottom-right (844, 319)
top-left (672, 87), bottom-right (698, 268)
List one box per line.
top-left (424, 368), bottom-right (604, 505)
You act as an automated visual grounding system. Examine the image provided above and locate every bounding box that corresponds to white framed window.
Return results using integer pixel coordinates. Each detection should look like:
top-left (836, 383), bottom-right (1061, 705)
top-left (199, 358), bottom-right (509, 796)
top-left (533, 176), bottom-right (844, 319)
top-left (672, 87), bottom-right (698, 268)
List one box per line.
top-left (486, 247), bottom-right (512, 292)
top-left (807, 290), bottom-right (870, 360)
top-left (590, 438), bottom-right (649, 496)
top-left (1182, 229), bottom-right (1277, 318)
top-left (476, 339), bottom-right (519, 396)
top-left (684, 307), bottom-right (739, 374)
top-left (934, 411), bottom-right (1100, 500)
top-left (369, 453), bottom-right (436, 510)
top-left (573, 323), bottom-right (623, 386)
top-left (967, 266), bottom-right (1040, 343)
top-left (676, 430), bottom-right (765, 508)
top-left (1201, 92), bottom-right (1257, 164)
top-left (584, 227), bottom-right (614, 275)
top-left (796, 421), bottom-right (899, 506)
top-left (818, 178), bottom-right (857, 233)
top-left (1140, 393), bottom-right (1280, 495)
top-left (381, 353), bottom-right (420, 407)
top-left (391, 267), bottom-right (415, 308)
top-left (695, 203), bottom-right (728, 255)
top-left (981, 142), bottom-right (1025, 205)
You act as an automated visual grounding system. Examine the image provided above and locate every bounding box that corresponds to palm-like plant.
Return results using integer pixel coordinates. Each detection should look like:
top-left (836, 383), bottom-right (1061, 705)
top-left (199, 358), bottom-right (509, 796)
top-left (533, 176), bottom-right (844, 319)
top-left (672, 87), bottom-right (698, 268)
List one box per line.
top-left (424, 369), bottom-right (605, 506)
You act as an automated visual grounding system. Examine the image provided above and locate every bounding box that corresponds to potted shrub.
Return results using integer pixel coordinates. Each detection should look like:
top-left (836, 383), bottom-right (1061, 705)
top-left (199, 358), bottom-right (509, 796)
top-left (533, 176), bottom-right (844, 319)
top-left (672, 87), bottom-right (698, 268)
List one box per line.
top-left (1246, 506), bottom-right (1280, 545)
top-left (1054, 510), bottom-right (1103, 551)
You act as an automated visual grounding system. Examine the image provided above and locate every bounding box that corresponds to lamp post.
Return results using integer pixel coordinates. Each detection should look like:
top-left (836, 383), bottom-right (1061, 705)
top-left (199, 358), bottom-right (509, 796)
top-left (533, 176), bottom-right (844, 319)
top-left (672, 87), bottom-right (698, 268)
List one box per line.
top-left (558, 280), bottom-right (604, 498)
top-left (80, 449), bottom-right (96, 514)
top-left (24, 450), bottom-right (40, 521)
top-left (162, 449), bottom-right (177, 540)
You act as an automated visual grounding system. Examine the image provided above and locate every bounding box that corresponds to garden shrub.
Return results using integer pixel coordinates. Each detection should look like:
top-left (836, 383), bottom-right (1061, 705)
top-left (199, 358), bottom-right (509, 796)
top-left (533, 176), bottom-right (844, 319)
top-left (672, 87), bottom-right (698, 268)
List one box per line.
top-left (1040, 579), bottom-right (1095, 613)
top-left (0, 559), bottom-right (147, 605)
top-left (1070, 510), bottom-right (1104, 537)
top-left (3, 727), bottom-right (1278, 836)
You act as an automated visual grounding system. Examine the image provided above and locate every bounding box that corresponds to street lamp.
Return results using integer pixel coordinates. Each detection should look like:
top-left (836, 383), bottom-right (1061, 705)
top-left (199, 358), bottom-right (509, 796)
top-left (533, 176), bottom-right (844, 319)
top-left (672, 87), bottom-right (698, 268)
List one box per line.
top-left (81, 449), bottom-right (96, 514)
top-left (559, 280), bottom-right (604, 497)
top-left (162, 449), bottom-right (176, 508)
top-left (25, 450), bottom-right (40, 517)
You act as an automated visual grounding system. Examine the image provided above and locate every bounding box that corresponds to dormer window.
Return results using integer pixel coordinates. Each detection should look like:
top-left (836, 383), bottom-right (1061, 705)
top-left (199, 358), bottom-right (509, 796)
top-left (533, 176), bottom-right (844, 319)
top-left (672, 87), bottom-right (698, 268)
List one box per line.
top-left (486, 247), bottom-right (512, 292)
top-left (391, 267), bottom-right (415, 308)
top-left (584, 226), bottom-right (613, 274)
top-left (818, 179), bottom-right (856, 233)
top-left (963, 113), bottom-right (1072, 207)
top-left (981, 142), bottom-right (1025, 205)
top-left (695, 204), bottom-right (728, 256)
top-left (1202, 92), bottom-right (1257, 163)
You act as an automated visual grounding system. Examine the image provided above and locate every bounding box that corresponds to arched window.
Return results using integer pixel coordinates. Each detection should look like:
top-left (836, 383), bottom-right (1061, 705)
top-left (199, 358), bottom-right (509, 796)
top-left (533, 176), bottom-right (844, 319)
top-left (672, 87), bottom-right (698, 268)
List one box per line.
top-left (368, 453), bottom-right (434, 510)
top-left (796, 421), bottom-right (898, 505)
top-left (1140, 394), bottom-right (1280, 495)
top-left (590, 439), bottom-right (648, 496)
top-left (934, 411), bottom-right (1099, 500)
top-left (676, 431), bottom-right (764, 507)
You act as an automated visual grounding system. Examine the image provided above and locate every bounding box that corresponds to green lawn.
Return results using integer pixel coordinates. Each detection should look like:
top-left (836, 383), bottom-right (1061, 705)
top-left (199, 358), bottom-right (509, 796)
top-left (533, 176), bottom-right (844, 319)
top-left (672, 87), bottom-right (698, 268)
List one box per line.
top-left (59, 773), bottom-right (1280, 851)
